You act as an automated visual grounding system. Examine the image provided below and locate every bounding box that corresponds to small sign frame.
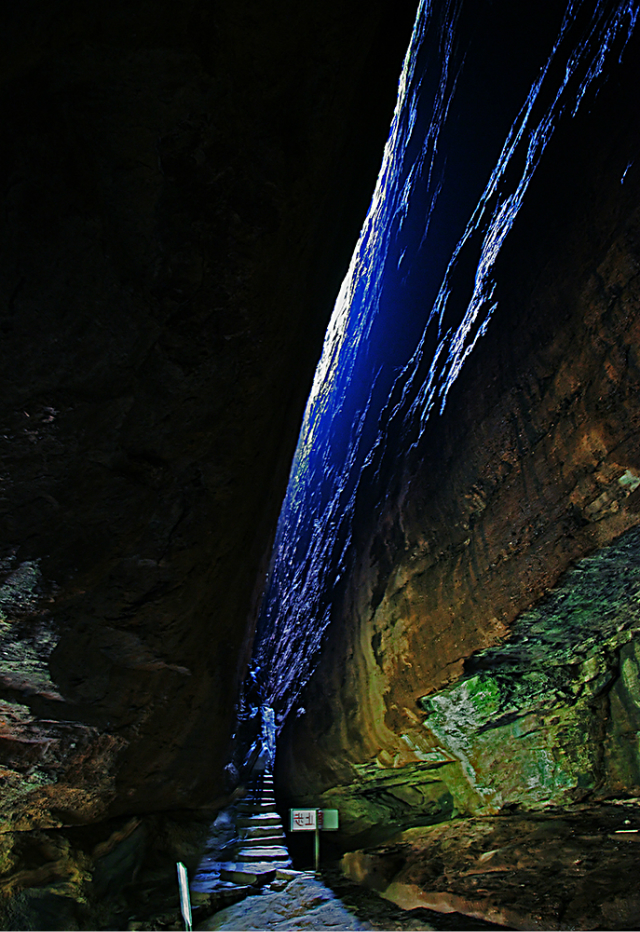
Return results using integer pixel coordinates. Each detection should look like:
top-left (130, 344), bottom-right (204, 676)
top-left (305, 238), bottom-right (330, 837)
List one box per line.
top-left (290, 808), bottom-right (317, 831)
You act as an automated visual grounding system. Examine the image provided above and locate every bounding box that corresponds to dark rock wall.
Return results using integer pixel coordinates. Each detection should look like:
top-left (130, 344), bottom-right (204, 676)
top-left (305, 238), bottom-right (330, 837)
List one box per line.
top-left (3, 0), bottom-right (640, 923)
top-left (0, 0), bottom-right (416, 837)
top-left (277, 19), bottom-right (640, 843)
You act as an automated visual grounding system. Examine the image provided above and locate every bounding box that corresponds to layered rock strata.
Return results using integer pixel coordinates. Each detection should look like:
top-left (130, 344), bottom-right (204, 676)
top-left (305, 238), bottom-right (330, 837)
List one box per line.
top-left (277, 15), bottom-right (640, 845)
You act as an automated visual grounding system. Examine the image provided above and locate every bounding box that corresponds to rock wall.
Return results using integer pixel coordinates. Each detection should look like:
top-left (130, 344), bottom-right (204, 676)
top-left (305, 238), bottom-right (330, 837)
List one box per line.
top-left (277, 18), bottom-right (640, 847)
top-left (0, 0), bottom-right (415, 844)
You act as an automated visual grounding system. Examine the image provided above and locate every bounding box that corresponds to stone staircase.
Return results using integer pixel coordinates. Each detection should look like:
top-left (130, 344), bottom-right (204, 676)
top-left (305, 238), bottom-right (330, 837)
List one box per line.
top-left (190, 770), bottom-right (291, 907)
top-left (233, 772), bottom-right (291, 868)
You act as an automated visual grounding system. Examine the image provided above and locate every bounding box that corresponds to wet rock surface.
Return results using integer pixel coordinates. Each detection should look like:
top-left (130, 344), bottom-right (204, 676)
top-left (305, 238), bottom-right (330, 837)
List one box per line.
top-left (197, 871), bottom-right (371, 931)
top-left (342, 801), bottom-right (640, 930)
top-left (195, 867), bottom-right (508, 931)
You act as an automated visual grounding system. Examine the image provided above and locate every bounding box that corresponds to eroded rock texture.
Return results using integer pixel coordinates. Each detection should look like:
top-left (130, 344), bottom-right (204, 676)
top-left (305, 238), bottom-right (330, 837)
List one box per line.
top-left (0, 0), bottom-right (415, 922)
top-left (277, 3), bottom-right (640, 851)
top-left (4, 0), bottom-right (640, 927)
top-left (342, 801), bottom-right (640, 930)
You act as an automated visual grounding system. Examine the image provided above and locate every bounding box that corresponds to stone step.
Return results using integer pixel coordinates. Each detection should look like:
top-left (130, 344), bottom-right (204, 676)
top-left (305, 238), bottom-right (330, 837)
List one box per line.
top-left (239, 824), bottom-right (286, 840)
top-left (240, 819), bottom-right (284, 831)
top-left (190, 875), bottom-right (254, 895)
top-left (218, 867), bottom-right (276, 887)
top-left (234, 846), bottom-right (290, 862)
top-left (236, 834), bottom-right (286, 848)
top-left (238, 801), bottom-right (276, 812)
top-left (236, 811), bottom-right (277, 820)
top-left (241, 792), bottom-right (276, 803)
top-left (236, 803), bottom-right (277, 814)
top-left (237, 814), bottom-right (282, 828)
top-left (233, 859), bottom-right (291, 870)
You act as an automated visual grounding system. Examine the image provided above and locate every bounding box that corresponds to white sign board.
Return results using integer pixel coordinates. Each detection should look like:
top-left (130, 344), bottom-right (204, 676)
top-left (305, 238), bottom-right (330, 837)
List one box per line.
top-left (290, 808), bottom-right (317, 831)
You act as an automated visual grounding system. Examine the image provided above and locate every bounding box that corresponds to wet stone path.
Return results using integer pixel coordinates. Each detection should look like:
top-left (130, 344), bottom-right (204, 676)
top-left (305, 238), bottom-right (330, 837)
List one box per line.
top-left (195, 866), bottom-right (510, 931)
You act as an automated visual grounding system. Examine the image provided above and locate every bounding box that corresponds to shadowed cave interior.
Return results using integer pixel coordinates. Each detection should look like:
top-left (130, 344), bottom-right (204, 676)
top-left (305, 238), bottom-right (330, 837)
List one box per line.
top-left (2, 0), bottom-right (640, 929)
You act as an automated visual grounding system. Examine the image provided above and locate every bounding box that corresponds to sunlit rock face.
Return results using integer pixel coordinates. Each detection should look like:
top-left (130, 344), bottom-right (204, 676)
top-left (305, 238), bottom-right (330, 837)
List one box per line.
top-left (0, 0), bottom-right (415, 844)
top-left (266, 0), bottom-right (640, 849)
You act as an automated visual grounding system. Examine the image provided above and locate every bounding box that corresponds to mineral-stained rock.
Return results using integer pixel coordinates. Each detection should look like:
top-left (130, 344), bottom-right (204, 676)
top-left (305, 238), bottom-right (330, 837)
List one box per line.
top-left (276, 11), bottom-right (640, 847)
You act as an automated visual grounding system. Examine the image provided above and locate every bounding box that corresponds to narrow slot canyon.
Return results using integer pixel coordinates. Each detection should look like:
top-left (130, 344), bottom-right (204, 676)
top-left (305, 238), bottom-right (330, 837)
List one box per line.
top-left (2, 1), bottom-right (640, 929)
